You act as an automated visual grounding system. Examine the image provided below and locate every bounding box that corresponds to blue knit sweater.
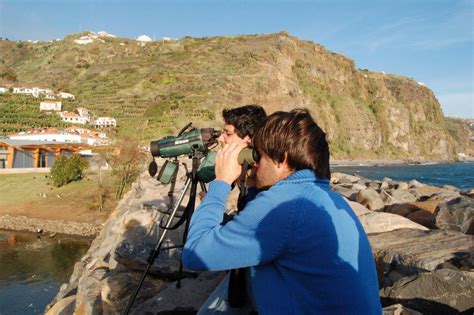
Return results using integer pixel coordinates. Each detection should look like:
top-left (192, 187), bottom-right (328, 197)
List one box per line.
top-left (183, 169), bottom-right (382, 315)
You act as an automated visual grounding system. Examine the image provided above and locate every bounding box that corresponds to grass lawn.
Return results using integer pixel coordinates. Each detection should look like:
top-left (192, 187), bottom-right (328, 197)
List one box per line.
top-left (0, 171), bottom-right (118, 224)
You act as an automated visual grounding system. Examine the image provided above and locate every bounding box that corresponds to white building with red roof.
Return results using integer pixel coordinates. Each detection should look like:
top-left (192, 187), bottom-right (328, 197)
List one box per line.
top-left (76, 107), bottom-right (90, 120)
top-left (59, 111), bottom-right (89, 125)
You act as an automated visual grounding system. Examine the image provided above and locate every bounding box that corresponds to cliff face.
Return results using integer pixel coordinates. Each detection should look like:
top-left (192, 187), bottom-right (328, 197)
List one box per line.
top-left (0, 32), bottom-right (467, 159)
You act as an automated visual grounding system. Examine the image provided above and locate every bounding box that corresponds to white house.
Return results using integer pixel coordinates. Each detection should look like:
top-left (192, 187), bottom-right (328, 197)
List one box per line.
top-left (76, 107), bottom-right (90, 119)
top-left (59, 112), bottom-right (89, 125)
top-left (95, 117), bottom-right (117, 128)
top-left (13, 87), bottom-right (55, 98)
top-left (13, 87), bottom-right (35, 95)
top-left (97, 31), bottom-right (117, 38)
top-left (0, 87), bottom-right (7, 93)
top-left (74, 36), bottom-right (94, 45)
top-left (59, 92), bottom-right (75, 100)
top-left (137, 35), bottom-right (152, 42)
top-left (136, 35), bottom-right (152, 46)
top-left (31, 87), bottom-right (54, 98)
top-left (40, 100), bottom-right (62, 111)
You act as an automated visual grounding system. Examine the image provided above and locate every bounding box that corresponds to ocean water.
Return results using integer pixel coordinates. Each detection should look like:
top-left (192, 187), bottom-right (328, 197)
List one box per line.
top-left (331, 162), bottom-right (474, 190)
top-left (0, 230), bottom-right (90, 314)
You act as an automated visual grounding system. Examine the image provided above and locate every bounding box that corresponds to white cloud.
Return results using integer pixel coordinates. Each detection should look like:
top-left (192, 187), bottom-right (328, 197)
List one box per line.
top-left (411, 37), bottom-right (472, 49)
top-left (437, 92), bottom-right (474, 118)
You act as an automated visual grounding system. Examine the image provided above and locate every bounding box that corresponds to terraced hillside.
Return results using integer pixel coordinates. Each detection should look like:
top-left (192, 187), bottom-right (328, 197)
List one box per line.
top-left (0, 94), bottom-right (71, 133)
top-left (0, 32), bottom-right (471, 159)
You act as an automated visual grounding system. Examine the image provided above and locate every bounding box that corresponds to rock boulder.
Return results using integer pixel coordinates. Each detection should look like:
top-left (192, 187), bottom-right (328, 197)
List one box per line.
top-left (369, 229), bottom-right (474, 287)
top-left (380, 269), bottom-right (474, 314)
top-left (356, 189), bottom-right (385, 211)
top-left (357, 212), bottom-right (428, 235)
top-left (435, 196), bottom-right (474, 235)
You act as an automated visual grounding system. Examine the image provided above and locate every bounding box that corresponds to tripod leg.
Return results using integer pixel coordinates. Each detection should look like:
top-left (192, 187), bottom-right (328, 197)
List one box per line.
top-left (167, 159), bottom-right (180, 202)
top-left (124, 177), bottom-right (192, 315)
top-left (200, 181), bottom-right (207, 194)
top-left (176, 177), bottom-right (199, 288)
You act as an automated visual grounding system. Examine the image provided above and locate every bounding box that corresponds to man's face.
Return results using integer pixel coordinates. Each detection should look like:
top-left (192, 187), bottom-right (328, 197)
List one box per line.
top-left (218, 124), bottom-right (250, 145)
top-left (254, 153), bottom-right (282, 189)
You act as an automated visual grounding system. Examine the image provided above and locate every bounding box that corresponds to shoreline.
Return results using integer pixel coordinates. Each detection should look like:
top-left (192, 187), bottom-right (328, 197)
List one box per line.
top-left (0, 214), bottom-right (102, 237)
top-left (330, 159), bottom-right (474, 167)
top-left (331, 159), bottom-right (406, 167)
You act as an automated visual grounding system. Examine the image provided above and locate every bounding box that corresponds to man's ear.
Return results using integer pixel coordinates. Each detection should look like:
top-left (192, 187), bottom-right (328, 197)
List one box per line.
top-left (278, 152), bottom-right (294, 173)
top-left (277, 152), bottom-right (290, 168)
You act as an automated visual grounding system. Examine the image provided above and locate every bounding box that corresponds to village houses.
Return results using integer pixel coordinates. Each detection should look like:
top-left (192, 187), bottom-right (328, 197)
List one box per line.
top-left (13, 87), bottom-right (55, 99)
top-left (76, 107), bottom-right (90, 120)
top-left (58, 92), bottom-right (75, 100)
top-left (59, 111), bottom-right (90, 125)
top-left (40, 100), bottom-right (62, 112)
top-left (9, 86), bottom-right (75, 100)
top-left (95, 117), bottom-right (117, 128)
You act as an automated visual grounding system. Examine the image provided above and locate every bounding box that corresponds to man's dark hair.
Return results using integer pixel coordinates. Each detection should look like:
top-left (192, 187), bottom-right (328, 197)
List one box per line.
top-left (253, 108), bottom-right (331, 180)
top-left (222, 104), bottom-right (267, 138)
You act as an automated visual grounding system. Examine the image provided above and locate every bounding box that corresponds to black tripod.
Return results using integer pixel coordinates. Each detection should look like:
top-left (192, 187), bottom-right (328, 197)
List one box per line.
top-left (124, 149), bottom-right (207, 314)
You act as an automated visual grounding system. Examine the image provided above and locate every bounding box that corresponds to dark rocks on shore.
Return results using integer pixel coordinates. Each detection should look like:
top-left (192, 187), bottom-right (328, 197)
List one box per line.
top-left (330, 172), bottom-right (474, 313)
top-left (435, 196), bottom-right (474, 235)
top-left (380, 269), bottom-right (474, 314)
top-left (356, 188), bottom-right (385, 210)
top-left (369, 229), bottom-right (473, 285)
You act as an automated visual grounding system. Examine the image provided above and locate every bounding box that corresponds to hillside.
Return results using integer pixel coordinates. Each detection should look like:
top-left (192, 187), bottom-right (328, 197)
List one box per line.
top-left (0, 31), bottom-right (470, 160)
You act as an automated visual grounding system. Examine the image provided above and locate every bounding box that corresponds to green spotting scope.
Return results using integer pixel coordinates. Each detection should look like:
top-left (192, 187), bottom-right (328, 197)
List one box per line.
top-left (150, 127), bottom-right (220, 158)
top-left (148, 124), bottom-right (260, 184)
top-left (149, 125), bottom-right (259, 164)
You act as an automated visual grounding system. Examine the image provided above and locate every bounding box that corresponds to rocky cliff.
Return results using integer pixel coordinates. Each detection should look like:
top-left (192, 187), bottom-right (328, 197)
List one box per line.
top-left (0, 32), bottom-right (470, 159)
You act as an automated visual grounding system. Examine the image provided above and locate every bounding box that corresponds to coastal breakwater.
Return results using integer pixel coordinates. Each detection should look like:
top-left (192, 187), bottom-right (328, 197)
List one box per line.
top-left (45, 167), bottom-right (473, 314)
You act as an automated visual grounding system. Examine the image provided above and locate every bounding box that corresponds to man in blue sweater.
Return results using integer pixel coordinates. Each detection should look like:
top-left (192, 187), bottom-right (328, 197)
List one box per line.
top-left (183, 109), bottom-right (382, 314)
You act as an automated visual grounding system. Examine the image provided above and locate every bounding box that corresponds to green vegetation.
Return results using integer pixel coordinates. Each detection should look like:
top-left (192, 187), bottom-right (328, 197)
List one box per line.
top-left (50, 154), bottom-right (89, 187)
top-left (0, 32), bottom-right (467, 160)
top-left (0, 94), bottom-right (70, 135)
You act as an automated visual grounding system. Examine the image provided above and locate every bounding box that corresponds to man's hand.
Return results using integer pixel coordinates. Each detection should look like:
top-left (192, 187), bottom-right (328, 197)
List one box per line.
top-left (215, 142), bottom-right (247, 185)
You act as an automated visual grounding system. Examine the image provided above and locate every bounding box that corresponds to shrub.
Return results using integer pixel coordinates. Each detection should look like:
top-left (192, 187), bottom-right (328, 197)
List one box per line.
top-left (50, 154), bottom-right (89, 187)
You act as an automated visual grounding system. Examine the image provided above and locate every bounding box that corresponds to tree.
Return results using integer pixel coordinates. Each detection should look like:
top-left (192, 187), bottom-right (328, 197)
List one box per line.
top-left (108, 137), bottom-right (145, 200)
top-left (0, 67), bottom-right (18, 85)
top-left (50, 154), bottom-right (89, 187)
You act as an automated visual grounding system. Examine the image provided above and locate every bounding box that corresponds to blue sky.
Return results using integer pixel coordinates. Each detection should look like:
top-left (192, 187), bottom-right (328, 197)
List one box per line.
top-left (0, 0), bottom-right (472, 118)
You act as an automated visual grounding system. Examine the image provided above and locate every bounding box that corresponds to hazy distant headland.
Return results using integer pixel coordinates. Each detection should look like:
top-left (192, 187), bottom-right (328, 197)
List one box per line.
top-left (0, 31), bottom-right (472, 160)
